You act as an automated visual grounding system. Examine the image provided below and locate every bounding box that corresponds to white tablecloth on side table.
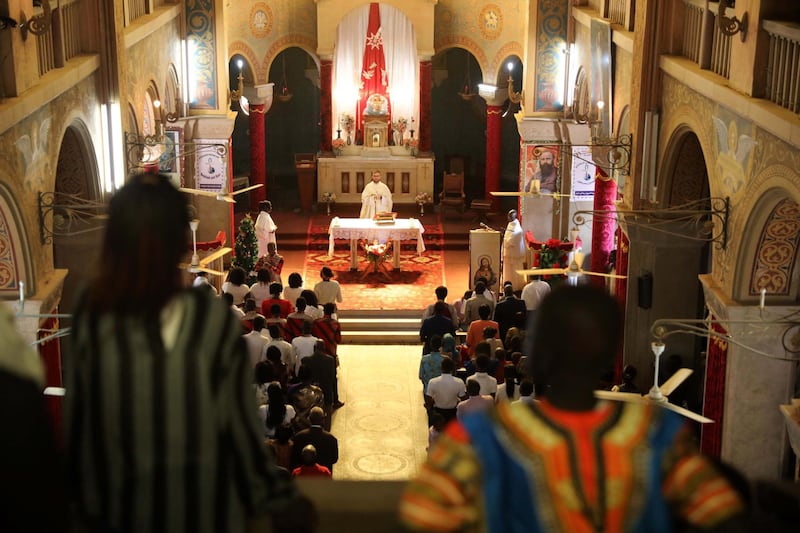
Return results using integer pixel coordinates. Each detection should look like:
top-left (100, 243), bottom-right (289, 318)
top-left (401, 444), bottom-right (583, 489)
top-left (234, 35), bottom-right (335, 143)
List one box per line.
top-left (328, 218), bottom-right (426, 269)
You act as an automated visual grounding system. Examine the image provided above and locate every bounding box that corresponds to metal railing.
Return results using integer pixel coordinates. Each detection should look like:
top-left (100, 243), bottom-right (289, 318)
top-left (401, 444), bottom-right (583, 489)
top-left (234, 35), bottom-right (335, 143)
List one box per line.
top-left (681, 0), bottom-right (705, 63)
top-left (708, 2), bottom-right (731, 78)
top-left (36, 0), bottom-right (83, 76)
top-left (127, 0), bottom-right (148, 24)
top-left (608, 0), bottom-right (628, 28)
top-left (763, 20), bottom-right (800, 114)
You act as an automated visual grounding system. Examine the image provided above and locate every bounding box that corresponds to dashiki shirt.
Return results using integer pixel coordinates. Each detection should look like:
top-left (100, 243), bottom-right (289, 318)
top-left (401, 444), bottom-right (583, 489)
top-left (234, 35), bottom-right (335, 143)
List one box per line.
top-left (400, 400), bottom-right (743, 533)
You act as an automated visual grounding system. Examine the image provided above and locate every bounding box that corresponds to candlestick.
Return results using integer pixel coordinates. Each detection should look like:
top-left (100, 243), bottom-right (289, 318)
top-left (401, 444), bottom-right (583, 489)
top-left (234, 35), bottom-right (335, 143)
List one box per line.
top-left (760, 287), bottom-right (766, 309)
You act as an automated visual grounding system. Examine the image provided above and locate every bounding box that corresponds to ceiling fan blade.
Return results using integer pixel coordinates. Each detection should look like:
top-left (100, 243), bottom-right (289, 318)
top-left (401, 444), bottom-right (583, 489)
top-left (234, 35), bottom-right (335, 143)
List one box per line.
top-left (517, 268), bottom-right (567, 277)
top-left (659, 401), bottom-right (714, 424)
top-left (490, 191), bottom-right (523, 197)
top-left (198, 266), bottom-right (224, 276)
top-left (43, 386), bottom-right (66, 397)
top-left (220, 195), bottom-right (237, 203)
top-left (582, 271), bottom-right (628, 279)
top-left (660, 368), bottom-right (693, 396)
top-left (198, 247), bottom-right (232, 266)
top-left (594, 390), bottom-right (647, 403)
top-left (179, 187), bottom-right (218, 198)
top-left (232, 184), bottom-right (264, 195)
top-left (179, 263), bottom-right (225, 277)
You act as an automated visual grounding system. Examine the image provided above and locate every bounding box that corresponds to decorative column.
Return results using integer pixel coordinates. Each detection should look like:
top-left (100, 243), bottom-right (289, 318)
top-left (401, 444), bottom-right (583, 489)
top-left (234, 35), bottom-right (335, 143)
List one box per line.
top-left (485, 105), bottom-right (503, 209)
top-left (320, 59), bottom-right (333, 152)
top-left (589, 169), bottom-right (617, 288)
top-left (249, 103), bottom-right (265, 210)
top-left (247, 84), bottom-right (274, 210)
top-left (613, 228), bottom-right (629, 381)
top-left (419, 59), bottom-right (432, 153)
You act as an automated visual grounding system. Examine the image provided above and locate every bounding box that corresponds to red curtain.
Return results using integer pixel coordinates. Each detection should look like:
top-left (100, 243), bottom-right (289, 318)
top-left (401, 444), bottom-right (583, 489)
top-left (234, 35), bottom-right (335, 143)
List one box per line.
top-left (38, 315), bottom-right (63, 445)
top-left (589, 168), bottom-right (616, 288)
top-left (356, 3), bottom-right (391, 142)
top-left (419, 60), bottom-right (432, 152)
top-left (613, 229), bottom-right (629, 381)
top-left (701, 320), bottom-right (727, 458)
top-left (485, 106), bottom-right (503, 208)
top-left (249, 103), bottom-right (266, 210)
top-left (320, 59), bottom-right (333, 152)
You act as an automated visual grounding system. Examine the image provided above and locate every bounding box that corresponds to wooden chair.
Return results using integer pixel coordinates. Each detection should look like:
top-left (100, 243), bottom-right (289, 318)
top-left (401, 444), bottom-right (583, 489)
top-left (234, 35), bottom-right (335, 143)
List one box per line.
top-left (439, 172), bottom-right (465, 217)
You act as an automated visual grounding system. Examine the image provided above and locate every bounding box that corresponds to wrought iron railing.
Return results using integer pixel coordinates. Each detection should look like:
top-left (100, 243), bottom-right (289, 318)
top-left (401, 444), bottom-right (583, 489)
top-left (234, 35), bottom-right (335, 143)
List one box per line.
top-left (763, 20), bottom-right (800, 114)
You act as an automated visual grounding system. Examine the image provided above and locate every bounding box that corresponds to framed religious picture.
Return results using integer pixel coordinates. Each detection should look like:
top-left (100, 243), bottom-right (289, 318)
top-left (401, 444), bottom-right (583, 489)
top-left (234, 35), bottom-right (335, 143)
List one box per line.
top-left (521, 145), bottom-right (559, 194)
top-left (159, 127), bottom-right (183, 188)
top-left (571, 145), bottom-right (596, 202)
top-left (195, 140), bottom-right (228, 193)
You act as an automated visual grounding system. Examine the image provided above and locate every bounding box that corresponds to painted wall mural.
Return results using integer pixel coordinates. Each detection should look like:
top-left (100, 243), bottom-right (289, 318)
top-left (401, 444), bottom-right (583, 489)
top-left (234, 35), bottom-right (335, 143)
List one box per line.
top-left (187, 0), bottom-right (218, 110)
top-left (750, 198), bottom-right (800, 297)
top-left (535, 0), bottom-right (567, 112)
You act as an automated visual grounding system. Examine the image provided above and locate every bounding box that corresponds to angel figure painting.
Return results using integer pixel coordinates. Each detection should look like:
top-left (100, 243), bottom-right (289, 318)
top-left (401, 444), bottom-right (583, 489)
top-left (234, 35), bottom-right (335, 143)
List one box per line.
top-left (712, 116), bottom-right (756, 197)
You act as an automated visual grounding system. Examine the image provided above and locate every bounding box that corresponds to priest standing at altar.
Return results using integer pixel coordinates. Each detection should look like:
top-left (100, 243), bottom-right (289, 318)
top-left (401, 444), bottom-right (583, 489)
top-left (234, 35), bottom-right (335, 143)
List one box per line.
top-left (360, 171), bottom-right (393, 219)
top-left (502, 210), bottom-right (526, 289)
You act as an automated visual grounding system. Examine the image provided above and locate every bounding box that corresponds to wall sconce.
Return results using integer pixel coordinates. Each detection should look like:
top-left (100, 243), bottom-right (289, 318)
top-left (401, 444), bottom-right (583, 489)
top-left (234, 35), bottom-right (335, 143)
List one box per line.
top-left (717, 0), bottom-right (748, 42)
top-left (1, 1), bottom-right (52, 41)
top-left (230, 59), bottom-right (245, 103)
top-left (506, 62), bottom-right (522, 104)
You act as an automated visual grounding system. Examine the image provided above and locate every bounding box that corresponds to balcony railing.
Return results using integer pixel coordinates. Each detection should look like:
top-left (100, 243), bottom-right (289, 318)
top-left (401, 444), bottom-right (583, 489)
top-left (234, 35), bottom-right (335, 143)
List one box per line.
top-left (679, 0), bottom-right (730, 79)
top-left (127, 0), bottom-right (149, 24)
top-left (606, 0), bottom-right (634, 31)
top-left (36, 0), bottom-right (83, 77)
top-left (763, 20), bottom-right (800, 114)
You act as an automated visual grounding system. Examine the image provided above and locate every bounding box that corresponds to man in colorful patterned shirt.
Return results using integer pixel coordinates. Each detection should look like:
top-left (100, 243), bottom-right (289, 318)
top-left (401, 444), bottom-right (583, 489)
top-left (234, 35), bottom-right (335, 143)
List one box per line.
top-left (400, 285), bottom-right (745, 533)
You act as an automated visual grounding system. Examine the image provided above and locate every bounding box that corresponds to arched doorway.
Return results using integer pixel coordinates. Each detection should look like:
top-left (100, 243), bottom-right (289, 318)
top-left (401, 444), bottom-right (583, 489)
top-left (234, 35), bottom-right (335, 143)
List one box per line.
top-left (51, 121), bottom-right (103, 359)
top-left (265, 47), bottom-right (321, 210)
top-left (623, 128), bottom-right (713, 416)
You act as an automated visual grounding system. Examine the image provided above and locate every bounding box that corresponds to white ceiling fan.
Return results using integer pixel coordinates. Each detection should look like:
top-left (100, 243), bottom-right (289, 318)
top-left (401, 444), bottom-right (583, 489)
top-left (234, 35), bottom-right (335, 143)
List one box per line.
top-left (594, 341), bottom-right (713, 424)
top-left (179, 219), bottom-right (227, 276)
top-left (179, 183), bottom-right (263, 204)
top-left (517, 251), bottom-right (627, 285)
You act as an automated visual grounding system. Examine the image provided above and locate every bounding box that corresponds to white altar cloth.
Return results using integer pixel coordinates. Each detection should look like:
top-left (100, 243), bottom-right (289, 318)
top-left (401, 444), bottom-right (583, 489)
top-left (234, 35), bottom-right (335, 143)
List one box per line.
top-left (328, 217), bottom-right (426, 269)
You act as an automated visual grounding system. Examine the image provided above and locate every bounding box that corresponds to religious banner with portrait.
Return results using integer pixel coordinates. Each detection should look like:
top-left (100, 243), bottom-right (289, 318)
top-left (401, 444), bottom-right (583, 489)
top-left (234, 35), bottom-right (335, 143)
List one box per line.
top-left (469, 229), bottom-right (501, 293)
top-left (571, 145), bottom-right (596, 201)
top-left (521, 144), bottom-right (560, 194)
top-left (194, 140), bottom-right (228, 193)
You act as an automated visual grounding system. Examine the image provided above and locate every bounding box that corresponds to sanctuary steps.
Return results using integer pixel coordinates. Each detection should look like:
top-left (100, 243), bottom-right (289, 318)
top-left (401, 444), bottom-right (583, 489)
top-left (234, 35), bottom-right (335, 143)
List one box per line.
top-left (338, 309), bottom-right (421, 344)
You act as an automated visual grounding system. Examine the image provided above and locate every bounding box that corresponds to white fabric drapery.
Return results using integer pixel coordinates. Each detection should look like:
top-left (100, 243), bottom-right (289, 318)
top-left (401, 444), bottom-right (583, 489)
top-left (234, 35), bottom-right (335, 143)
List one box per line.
top-left (332, 4), bottom-right (417, 141)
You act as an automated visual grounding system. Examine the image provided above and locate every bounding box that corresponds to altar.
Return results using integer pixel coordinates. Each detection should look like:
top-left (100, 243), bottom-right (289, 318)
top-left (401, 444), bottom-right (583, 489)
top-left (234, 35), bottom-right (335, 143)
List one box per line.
top-left (328, 217), bottom-right (426, 270)
top-left (318, 155), bottom-right (434, 205)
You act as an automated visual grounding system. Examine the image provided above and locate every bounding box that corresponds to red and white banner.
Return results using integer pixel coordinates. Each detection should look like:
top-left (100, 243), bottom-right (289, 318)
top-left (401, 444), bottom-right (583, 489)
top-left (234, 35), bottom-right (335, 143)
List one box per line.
top-left (356, 2), bottom-right (391, 142)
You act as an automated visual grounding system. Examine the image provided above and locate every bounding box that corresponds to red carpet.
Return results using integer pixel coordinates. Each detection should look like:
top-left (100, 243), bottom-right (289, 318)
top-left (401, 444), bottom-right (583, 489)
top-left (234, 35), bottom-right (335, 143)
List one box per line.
top-left (303, 222), bottom-right (445, 311)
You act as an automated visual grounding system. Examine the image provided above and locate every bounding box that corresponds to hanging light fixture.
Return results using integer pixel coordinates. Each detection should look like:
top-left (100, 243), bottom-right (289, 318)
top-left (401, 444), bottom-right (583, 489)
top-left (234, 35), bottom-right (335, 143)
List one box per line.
top-left (277, 55), bottom-right (293, 103)
top-left (457, 50), bottom-right (475, 101)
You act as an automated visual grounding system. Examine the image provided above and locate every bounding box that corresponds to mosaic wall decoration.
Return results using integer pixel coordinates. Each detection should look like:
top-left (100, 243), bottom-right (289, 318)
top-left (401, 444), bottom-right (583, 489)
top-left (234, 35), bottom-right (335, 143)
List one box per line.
top-left (750, 198), bottom-right (800, 296)
top-left (534, 0), bottom-right (567, 112)
top-left (478, 4), bottom-right (503, 41)
top-left (0, 193), bottom-right (24, 294)
top-left (250, 2), bottom-right (273, 38)
top-left (187, 0), bottom-right (218, 110)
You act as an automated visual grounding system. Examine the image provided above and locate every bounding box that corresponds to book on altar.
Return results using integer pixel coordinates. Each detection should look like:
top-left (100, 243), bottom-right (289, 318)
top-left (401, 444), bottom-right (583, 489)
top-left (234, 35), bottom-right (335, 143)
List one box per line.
top-left (374, 211), bottom-right (397, 225)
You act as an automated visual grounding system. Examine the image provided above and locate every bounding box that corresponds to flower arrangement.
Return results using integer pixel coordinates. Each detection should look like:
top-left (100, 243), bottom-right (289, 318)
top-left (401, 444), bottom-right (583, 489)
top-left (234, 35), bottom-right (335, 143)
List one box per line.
top-left (340, 113), bottom-right (355, 133)
top-left (365, 240), bottom-right (388, 264)
top-left (536, 238), bottom-right (568, 272)
top-left (391, 117), bottom-right (408, 134)
top-left (405, 138), bottom-right (419, 149)
top-left (332, 138), bottom-right (345, 155)
top-left (322, 191), bottom-right (337, 202)
top-left (415, 191), bottom-right (431, 204)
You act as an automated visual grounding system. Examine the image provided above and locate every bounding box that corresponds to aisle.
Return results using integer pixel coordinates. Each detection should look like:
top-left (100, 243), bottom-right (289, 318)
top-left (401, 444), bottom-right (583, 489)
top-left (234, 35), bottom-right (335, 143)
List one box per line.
top-left (329, 345), bottom-right (429, 480)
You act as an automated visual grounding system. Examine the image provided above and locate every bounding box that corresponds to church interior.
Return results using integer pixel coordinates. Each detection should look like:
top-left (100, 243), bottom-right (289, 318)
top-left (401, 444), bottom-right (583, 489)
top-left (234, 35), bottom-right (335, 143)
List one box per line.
top-left (1, 0), bottom-right (800, 529)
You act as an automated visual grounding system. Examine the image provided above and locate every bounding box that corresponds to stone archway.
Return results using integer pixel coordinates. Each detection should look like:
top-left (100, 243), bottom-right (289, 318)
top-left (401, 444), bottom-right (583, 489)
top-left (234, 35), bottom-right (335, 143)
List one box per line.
top-left (52, 121), bottom-right (103, 345)
top-left (623, 127), bottom-right (713, 417)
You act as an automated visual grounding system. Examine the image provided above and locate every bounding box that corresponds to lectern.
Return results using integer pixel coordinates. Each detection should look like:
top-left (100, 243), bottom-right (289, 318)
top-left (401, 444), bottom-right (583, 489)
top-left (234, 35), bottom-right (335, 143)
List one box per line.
top-left (294, 153), bottom-right (317, 210)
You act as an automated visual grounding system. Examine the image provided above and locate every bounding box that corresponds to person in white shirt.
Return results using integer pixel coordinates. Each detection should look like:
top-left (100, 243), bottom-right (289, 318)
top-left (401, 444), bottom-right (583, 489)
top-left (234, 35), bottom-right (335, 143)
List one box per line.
top-left (254, 200), bottom-right (277, 258)
top-left (300, 290), bottom-right (323, 320)
top-left (511, 380), bottom-right (536, 406)
top-left (221, 292), bottom-right (245, 318)
top-left (456, 380), bottom-right (495, 421)
top-left (266, 324), bottom-right (295, 371)
top-left (221, 267), bottom-right (250, 306)
top-left (502, 210), bottom-right (526, 290)
top-left (495, 364), bottom-right (521, 403)
top-left (249, 269), bottom-right (272, 308)
top-left (521, 276), bottom-right (551, 311)
top-left (360, 170), bottom-right (392, 219)
top-left (243, 317), bottom-right (270, 368)
top-left (283, 272), bottom-right (304, 309)
top-left (291, 321), bottom-right (320, 374)
top-left (313, 266), bottom-right (343, 306)
top-left (424, 357), bottom-right (466, 424)
top-left (466, 354), bottom-right (498, 398)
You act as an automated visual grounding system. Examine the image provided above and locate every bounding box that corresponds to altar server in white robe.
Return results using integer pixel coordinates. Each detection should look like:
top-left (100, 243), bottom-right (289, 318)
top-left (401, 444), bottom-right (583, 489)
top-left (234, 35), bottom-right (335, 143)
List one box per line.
top-left (360, 171), bottom-right (393, 219)
top-left (502, 209), bottom-right (526, 290)
top-left (254, 200), bottom-right (277, 257)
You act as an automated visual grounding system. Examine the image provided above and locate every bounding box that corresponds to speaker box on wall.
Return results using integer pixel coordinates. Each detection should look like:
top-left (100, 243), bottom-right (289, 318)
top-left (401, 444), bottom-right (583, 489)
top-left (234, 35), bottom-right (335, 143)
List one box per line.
top-left (638, 272), bottom-right (653, 309)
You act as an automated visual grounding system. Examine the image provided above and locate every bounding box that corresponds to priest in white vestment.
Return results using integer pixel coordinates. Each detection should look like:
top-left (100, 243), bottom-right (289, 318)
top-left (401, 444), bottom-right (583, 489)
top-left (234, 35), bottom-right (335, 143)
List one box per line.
top-left (360, 171), bottom-right (393, 219)
top-left (502, 210), bottom-right (526, 290)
